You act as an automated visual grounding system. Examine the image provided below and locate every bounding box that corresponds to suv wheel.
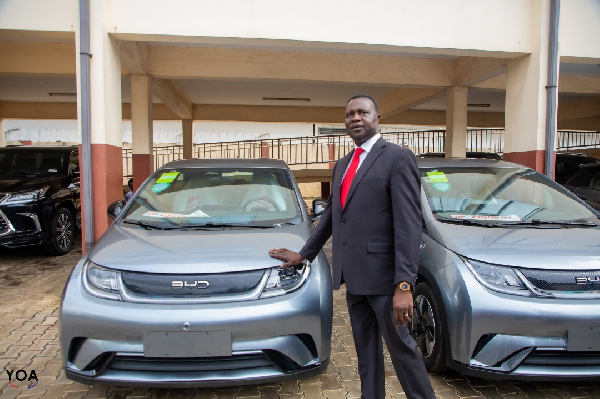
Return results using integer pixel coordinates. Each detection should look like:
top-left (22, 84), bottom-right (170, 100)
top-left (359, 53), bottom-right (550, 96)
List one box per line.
top-left (45, 207), bottom-right (75, 255)
top-left (410, 282), bottom-right (448, 373)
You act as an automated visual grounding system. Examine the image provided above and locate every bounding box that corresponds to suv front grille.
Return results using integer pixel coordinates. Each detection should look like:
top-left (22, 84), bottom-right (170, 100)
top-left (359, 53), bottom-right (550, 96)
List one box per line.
top-left (0, 209), bottom-right (12, 236)
top-left (121, 270), bottom-right (266, 297)
top-left (518, 268), bottom-right (600, 293)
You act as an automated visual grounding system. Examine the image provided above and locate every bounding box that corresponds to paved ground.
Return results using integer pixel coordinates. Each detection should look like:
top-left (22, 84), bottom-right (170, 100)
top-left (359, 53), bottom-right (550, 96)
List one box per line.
top-left (1, 235), bottom-right (599, 398)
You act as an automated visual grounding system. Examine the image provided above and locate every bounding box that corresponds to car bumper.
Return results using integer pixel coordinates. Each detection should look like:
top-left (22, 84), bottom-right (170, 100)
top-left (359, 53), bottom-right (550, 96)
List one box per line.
top-left (60, 255), bottom-right (332, 387)
top-left (431, 258), bottom-right (600, 380)
top-left (0, 205), bottom-right (44, 248)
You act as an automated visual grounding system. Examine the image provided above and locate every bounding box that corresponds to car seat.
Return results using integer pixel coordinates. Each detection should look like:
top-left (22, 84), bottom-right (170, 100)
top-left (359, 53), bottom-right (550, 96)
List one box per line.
top-left (240, 172), bottom-right (288, 212)
top-left (172, 176), bottom-right (220, 213)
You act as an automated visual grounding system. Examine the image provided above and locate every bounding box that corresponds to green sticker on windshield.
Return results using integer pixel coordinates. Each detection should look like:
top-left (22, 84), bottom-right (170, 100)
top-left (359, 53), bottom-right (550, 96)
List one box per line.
top-left (427, 170), bottom-right (450, 192)
top-left (156, 172), bottom-right (180, 183)
top-left (152, 183), bottom-right (170, 193)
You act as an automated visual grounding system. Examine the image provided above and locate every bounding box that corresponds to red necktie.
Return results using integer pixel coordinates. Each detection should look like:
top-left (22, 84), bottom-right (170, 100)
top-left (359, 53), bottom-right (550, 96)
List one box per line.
top-left (340, 147), bottom-right (364, 209)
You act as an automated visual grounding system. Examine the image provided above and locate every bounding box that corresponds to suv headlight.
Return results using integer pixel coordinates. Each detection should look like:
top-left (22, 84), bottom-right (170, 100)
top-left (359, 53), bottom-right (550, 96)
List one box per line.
top-left (261, 262), bottom-right (310, 298)
top-left (464, 258), bottom-right (531, 296)
top-left (3, 186), bottom-right (49, 204)
top-left (82, 261), bottom-right (121, 300)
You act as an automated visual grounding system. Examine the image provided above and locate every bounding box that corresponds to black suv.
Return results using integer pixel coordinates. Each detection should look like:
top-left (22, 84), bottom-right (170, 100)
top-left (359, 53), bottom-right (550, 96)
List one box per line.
top-left (0, 146), bottom-right (81, 255)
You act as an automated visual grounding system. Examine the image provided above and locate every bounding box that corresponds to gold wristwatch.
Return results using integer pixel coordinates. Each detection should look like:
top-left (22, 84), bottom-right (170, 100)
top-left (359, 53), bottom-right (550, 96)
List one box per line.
top-left (398, 282), bottom-right (411, 291)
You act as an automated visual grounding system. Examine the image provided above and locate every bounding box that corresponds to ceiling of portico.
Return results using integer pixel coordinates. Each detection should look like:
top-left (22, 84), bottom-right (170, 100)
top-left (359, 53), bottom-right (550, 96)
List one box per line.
top-left (0, 34), bottom-right (599, 130)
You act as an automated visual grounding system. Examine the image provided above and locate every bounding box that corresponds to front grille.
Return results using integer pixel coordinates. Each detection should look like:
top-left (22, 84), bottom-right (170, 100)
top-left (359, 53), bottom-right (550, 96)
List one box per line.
top-left (0, 209), bottom-right (11, 235)
top-left (518, 268), bottom-right (600, 292)
top-left (522, 350), bottom-right (600, 366)
top-left (108, 353), bottom-right (273, 373)
top-left (121, 269), bottom-right (265, 297)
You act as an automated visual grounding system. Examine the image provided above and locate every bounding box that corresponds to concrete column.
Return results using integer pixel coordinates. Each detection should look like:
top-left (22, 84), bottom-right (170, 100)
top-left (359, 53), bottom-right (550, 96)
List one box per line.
top-left (182, 119), bottom-right (193, 159)
top-left (0, 119), bottom-right (5, 147)
top-left (131, 75), bottom-right (154, 190)
top-left (445, 87), bottom-right (468, 158)
top-left (503, 0), bottom-right (551, 172)
top-left (77, 0), bottom-right (123, 244)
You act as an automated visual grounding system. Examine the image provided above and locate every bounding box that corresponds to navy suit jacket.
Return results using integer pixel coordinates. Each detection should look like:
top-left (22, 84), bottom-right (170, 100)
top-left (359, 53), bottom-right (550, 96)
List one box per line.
top-left (300, 137), bottom-right (422, 295)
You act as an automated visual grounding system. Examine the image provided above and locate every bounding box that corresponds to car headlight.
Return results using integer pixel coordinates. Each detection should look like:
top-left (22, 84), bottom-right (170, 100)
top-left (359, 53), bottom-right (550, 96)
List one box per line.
top-left (82, 261), bottom-right (121, 300)
top-left (3, 186), bottom-right (49, 204)
top-left (261, 262), bottom-right (310, 298)
top-left (464, 258), bottom-right (531, 296)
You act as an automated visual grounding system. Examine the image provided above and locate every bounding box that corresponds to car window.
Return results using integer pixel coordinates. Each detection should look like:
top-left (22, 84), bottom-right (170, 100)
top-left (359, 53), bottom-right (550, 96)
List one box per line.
top-left (0, 150), bottom-right (68, 175)
top-left (121, 167), bottom-right (302, 226)
top-left (421, 166), bottom-right (598, 223)
top-left (565, 167), bottom-right (597, 188)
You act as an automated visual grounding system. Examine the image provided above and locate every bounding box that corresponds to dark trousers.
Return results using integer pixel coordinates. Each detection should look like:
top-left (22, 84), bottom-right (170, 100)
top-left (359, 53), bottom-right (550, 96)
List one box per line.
top-left (346, 290), bottom-right (435, 399)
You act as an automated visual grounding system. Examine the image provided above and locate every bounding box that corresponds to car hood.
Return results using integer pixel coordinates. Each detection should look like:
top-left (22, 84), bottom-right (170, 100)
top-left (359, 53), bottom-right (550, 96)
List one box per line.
top-left (426, 221), bottom-right (600, 270)
top-left (0, 175), bottom-right (61, 192)
top-left (88, 221), bottom-right (313, 273)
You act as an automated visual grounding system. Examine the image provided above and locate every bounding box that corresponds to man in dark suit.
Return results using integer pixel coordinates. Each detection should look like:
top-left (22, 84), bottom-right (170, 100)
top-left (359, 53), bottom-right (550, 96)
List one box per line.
top-left (269, 94), bottom-right (434, 399)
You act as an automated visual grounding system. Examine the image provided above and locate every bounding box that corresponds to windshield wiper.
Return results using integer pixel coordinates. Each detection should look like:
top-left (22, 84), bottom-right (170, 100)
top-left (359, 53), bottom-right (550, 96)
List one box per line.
top-left (122, 220), bottom-right (177, 230)
top-left (183, 222), bottom-right (275, 229)
top-left (437, 218), bottom-right (497, 227)
top-left (495, 219), bottom-right (597, 227)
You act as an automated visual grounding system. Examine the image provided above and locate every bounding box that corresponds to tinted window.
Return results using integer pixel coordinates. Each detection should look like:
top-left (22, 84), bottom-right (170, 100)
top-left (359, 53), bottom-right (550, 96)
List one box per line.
top-left (565, 167), bottom-right (598, 188)
top-left (0, 150), bottom-right (68, 175)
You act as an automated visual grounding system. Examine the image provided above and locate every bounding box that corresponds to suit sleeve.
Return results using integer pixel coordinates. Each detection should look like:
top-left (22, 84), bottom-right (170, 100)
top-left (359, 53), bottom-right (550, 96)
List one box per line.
top-left (391, 150), bottom-right (422, 285)
top-left (298, 163), bottom-right (337, 261)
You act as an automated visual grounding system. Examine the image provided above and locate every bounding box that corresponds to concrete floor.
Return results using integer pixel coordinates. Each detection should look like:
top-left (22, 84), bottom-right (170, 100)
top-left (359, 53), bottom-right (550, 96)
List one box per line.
top-left (1, 234), bottom-right (599, 398)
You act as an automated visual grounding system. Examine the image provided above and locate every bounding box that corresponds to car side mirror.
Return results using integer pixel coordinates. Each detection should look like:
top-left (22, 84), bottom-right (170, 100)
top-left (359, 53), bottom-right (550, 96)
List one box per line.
top-left (107, 199), bottom-right (126, 220)
top-left (311, 199), bottom-right (327, 221)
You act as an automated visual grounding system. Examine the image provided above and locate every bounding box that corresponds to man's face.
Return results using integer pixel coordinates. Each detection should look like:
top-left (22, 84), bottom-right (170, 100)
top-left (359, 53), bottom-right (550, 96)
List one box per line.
top-left (345, 97), bottom-right (380, 145)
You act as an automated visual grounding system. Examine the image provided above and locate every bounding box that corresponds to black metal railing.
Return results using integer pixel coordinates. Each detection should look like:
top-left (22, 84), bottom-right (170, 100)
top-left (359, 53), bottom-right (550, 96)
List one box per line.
top-left (122, 129), bottom-right (599, 178)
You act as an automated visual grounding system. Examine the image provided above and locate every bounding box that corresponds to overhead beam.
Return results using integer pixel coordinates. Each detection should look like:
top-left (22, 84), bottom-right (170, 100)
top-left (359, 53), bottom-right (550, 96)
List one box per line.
top-left (455, 56), bottom-right (507, 86)
top-left (378, 87), bottom-right (446, 121)
top-left (148, 46), bottom-right (455, 86)
top-left (152, 78), bottom-right (192, 120)
top-left (0, 41), bottom-right (75, 75)
top-left (120, 41), bottom-right (149, 74)
top-left (473, 73), bottom-right (600, 94)
top-left (558, 97), bottom-right (600, 122)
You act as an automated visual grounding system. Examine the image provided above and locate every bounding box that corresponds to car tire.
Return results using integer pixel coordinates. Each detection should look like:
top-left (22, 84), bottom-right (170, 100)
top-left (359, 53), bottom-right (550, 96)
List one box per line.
top-left (411, 282), bottom-right (448, 373)
top-left (45, 207), bottom-right (75, 256)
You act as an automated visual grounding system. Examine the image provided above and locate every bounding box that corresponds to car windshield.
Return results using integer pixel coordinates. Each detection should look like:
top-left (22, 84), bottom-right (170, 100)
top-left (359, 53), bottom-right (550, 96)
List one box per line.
top-left (421, 166), bottom-right (599, 224)
top-left (0, 150), bottom-right (68, 175)
top-left (121, 167), bottom-right (303, 227)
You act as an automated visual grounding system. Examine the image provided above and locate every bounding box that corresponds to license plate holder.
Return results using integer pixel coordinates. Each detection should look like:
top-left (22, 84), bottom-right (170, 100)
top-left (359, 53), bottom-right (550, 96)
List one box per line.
top-left (567, 327), bottom-right (600, 352)
top-left (144, 331), bottom-right (232, 357)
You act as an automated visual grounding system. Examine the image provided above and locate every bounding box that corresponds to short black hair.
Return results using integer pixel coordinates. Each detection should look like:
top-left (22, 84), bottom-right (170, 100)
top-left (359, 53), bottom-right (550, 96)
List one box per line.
top-left (347, 94), bottom-right (379, 114)
top-left (128, 178), bottom-right (133, 185)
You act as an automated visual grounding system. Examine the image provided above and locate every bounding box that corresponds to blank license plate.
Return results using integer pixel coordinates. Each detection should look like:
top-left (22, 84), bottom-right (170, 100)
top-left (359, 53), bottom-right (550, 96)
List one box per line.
top-left (144, 331), bottom-right (232, 357)
top-left (567, 327), bottom-right (600, 351)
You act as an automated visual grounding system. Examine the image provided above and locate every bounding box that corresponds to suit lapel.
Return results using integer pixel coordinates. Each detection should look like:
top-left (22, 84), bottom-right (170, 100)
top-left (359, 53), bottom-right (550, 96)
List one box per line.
top-left (342, 138), bottom-right (386, 211)
top-left (334, 151), bottom-right (353, 212)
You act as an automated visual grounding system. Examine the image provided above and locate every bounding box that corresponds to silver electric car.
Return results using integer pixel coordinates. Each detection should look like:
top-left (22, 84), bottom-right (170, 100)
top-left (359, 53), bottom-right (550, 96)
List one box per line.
top-left (60, 158), bottom-right (332, 387)
top-left (413, 158), bottom-right (600, 381)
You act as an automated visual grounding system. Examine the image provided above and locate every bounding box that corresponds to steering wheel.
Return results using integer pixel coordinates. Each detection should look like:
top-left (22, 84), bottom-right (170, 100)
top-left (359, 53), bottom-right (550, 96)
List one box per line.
top-left (242, 197), bottom-right (279, 212)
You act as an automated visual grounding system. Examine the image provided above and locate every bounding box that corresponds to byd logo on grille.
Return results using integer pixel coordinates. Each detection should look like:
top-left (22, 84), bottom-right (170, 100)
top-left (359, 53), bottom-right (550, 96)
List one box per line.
top-left (575, 276), bottom-right (600, 285)
top-left (172, 280), bottom-right (210, 289)
top-left (5, 368), bottom-right (38, 389)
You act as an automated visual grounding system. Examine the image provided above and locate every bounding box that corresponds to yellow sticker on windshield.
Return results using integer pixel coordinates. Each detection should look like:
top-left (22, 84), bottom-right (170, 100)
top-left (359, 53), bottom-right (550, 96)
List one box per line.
top-left (427, 170), bottom-right (450, 192)
top-left (426, 171), bottom-right (448, 183)
top-left (156, 172), bottom-right (180, 184)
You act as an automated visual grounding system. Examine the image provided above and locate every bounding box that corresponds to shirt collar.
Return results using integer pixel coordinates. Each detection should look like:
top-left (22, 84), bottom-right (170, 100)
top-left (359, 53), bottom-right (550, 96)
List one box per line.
top-left (356, 133), bottom-right (381, 154)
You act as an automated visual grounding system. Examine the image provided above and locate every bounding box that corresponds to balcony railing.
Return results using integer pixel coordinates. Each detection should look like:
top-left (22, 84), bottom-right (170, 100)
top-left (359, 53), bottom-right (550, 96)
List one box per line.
top-left (122, 129), bottom-right (599, 178)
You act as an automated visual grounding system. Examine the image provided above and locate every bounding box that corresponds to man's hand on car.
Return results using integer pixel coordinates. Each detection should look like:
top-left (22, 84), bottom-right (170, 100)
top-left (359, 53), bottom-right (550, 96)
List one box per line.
top-left (269, 248), bottom-right (305, 267)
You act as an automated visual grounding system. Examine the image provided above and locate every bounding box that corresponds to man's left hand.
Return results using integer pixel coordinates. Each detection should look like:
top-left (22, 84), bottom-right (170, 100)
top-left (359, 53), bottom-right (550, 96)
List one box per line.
top-left (392, 287), bottom-right (413, 327)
